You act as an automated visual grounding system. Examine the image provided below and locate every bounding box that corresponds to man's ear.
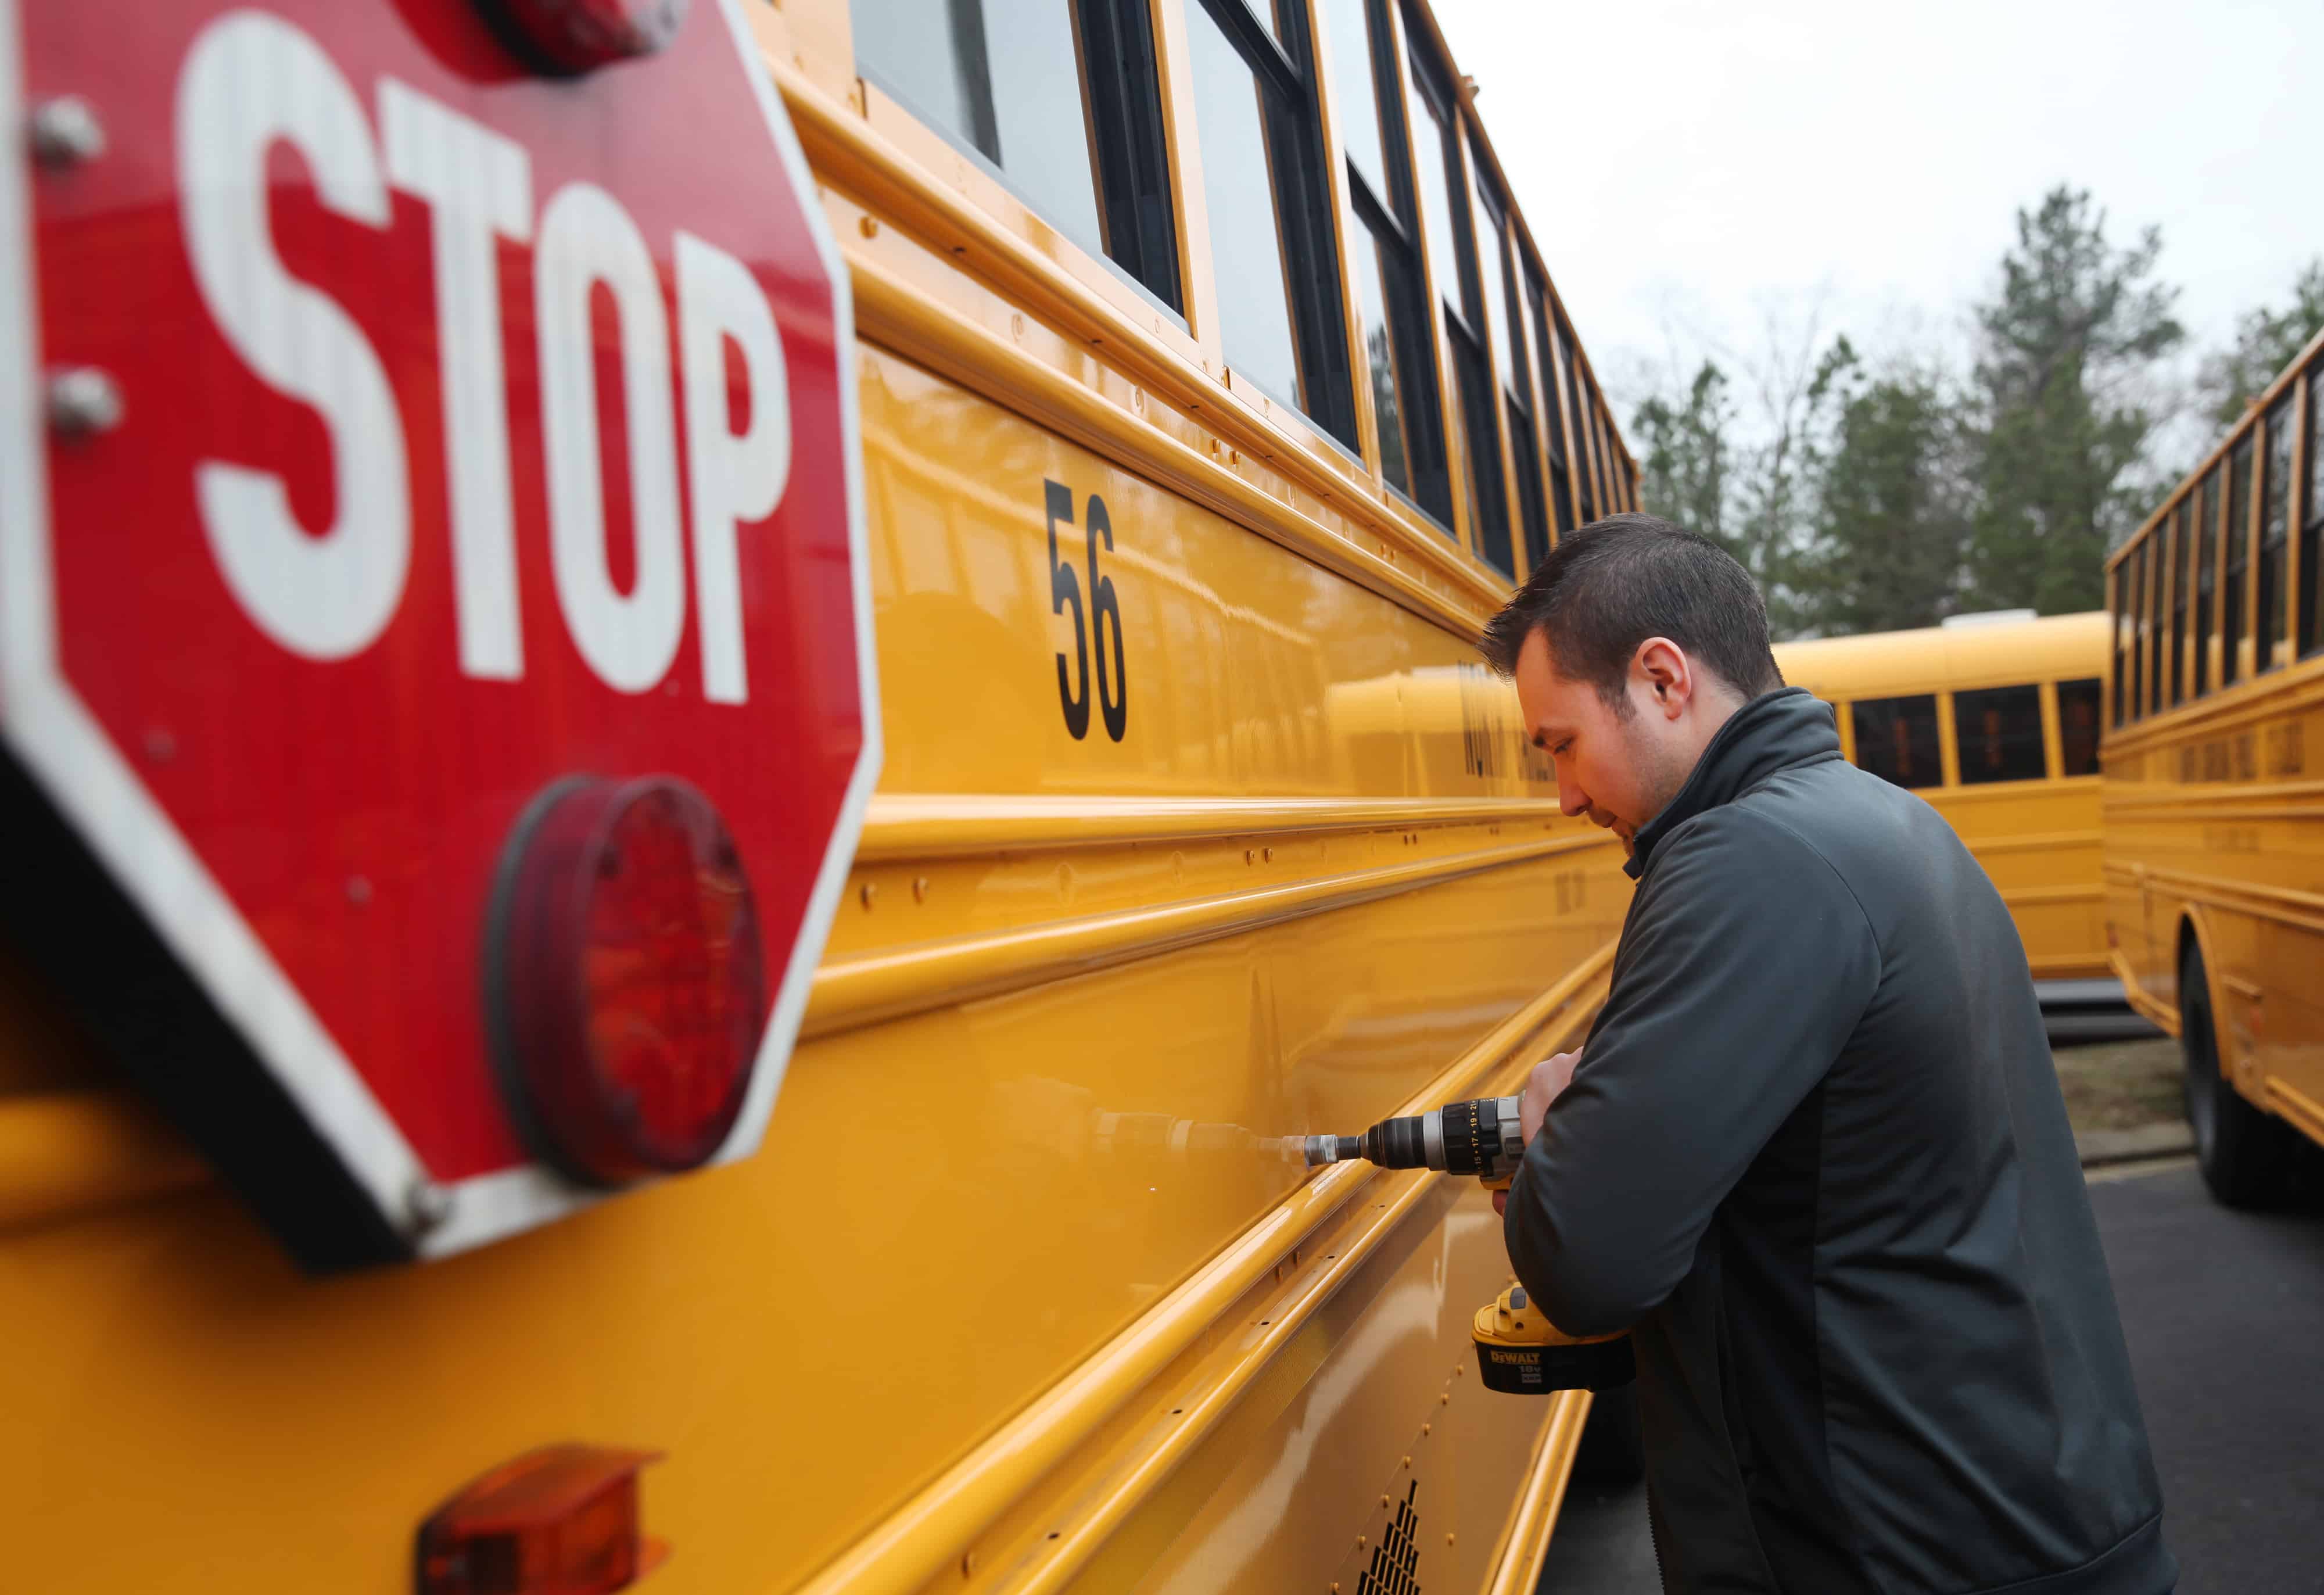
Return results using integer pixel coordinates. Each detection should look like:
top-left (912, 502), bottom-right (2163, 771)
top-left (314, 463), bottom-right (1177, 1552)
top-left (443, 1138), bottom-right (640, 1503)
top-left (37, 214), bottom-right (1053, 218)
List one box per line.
top-left (1636, 637), bottom-right (1691, 720)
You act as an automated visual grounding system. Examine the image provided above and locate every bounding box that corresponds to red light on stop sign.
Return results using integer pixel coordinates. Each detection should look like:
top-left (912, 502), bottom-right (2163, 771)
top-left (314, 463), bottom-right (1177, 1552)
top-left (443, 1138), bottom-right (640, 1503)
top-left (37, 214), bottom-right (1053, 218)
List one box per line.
top-left (487, 777), bottom-right (766, 1187)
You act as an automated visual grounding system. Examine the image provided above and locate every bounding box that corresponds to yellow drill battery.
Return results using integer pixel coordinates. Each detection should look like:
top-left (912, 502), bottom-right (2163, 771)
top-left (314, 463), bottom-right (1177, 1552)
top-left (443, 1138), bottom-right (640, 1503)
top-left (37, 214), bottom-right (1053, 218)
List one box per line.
top-left (1471, 1282), bottom-right (1636, 1394)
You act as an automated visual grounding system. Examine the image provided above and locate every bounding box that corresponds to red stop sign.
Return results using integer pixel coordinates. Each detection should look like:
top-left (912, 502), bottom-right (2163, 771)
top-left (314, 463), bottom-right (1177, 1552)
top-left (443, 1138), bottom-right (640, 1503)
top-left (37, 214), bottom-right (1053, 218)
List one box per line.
top-left (0, 0), bottom-right (878, 1266)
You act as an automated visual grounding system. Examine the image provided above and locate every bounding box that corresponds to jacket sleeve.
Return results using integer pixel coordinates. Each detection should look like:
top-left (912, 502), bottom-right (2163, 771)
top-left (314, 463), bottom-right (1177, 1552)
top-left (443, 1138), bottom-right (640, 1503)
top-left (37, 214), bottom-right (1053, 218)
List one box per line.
top-left (1504, 807), bottom-right (1880, 1336)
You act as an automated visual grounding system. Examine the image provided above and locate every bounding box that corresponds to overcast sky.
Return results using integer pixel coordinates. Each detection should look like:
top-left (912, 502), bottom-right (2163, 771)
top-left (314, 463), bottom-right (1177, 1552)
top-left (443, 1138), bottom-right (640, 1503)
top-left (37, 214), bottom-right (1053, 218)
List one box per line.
top-left (1431, 0), bottom-right (2324, 424)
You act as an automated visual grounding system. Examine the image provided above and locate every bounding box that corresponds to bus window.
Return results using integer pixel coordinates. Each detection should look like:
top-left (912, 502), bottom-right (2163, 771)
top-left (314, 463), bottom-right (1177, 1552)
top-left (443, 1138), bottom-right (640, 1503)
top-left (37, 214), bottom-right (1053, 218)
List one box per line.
top-left (2126, 538), bottom-right (2147, 721)
top-left (1184, 0), bottom-right (1353, 442)
top-left (1509, 397), bottom-right (1550, 571)
top-left (2260, 395), bottom-right (2293, 672)
top-left (2110, 563), bottom-right (2128, 726)
top-left (2305, 361), bottom-right (2324, 657)
top-left (2147, 521), bottom-right (2171, 711)
top-left (2167, 503), bottom-right (2189, 707)
top-left (1406, 55), bottom-right (1507, 571)
top-left (854, 0), bottom-right (1179, 306)
top-left (1852, 694), bottom-right (1941, 789)
top-left (2194, 468), bottom-right (2219, 695)
top-left (1532, 279), bottom-right (1577, 538)
top-left (1323, 0), bottom-right (1449, 520)
top-left (2223, 436), bottom-right (2253, 686)
top-left (1559, 307), bottom-right (1598, 524)
top-left (2057, 678), bottom-right (2103, 776)
top-left (1954, 686), bottom-right (2046, 784)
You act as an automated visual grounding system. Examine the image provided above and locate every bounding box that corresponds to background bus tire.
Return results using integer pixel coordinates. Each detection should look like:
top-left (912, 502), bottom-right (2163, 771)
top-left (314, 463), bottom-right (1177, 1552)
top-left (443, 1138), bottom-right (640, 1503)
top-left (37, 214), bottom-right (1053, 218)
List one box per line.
top-left (2182, 944), bottom-right (2312, 1209)
top-left (1572, 1383), bottom-right (1647, 1485)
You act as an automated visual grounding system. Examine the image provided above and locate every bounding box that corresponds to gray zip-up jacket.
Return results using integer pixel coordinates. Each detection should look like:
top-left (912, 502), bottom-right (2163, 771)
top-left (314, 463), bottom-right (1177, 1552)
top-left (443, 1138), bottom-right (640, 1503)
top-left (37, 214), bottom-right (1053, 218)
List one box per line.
top-left (1504, 688), bottom-right (2172, 1594)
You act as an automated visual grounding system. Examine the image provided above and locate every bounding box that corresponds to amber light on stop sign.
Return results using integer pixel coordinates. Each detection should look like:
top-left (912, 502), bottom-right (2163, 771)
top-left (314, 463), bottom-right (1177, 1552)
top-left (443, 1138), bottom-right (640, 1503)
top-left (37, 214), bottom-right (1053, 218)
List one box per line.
top-left (487, 776), bottom-right (768, 1186)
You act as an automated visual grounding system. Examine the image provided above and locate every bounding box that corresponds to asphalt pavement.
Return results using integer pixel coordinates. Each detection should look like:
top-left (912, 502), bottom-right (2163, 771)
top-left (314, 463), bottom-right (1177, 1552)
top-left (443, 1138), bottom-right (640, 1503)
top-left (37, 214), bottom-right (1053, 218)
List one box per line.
top-left (1535, 1160), bottom-right (2324, 1593)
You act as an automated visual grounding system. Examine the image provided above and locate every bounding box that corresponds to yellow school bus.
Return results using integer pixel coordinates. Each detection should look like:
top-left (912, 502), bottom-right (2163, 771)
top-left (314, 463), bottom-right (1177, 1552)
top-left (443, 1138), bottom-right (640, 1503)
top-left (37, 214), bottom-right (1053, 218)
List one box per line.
top-left (1, 0), bottom-right (1644, 1590)
top-left (2101, 328), bottom-right (2324, 1206)
top-left (1775, 612), bottom-right (2115, 1024)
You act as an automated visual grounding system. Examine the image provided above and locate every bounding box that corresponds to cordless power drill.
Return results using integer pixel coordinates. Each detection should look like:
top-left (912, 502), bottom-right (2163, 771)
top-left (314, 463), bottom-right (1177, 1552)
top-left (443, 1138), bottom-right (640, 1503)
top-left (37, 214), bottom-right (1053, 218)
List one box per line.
top-left (1300, 1096), bottom-right (1635, 1396)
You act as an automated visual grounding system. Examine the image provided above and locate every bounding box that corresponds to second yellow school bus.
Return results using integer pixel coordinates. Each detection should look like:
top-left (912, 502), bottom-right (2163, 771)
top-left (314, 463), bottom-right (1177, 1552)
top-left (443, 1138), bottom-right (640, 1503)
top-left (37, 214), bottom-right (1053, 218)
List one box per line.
top-left (2102, 329), bottom-right (2324, 1206)
top-left (0, 0), bottom-right (1644, 1591)
top-left (1775, 612), bottom-right (2113, 1019)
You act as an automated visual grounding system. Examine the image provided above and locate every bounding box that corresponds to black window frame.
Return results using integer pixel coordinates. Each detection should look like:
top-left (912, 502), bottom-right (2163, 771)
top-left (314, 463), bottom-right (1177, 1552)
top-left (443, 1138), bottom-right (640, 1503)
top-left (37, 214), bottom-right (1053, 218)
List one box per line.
top-left (1402, 41), bottom-right (1509, 571)
top-left (2223, 436), bottom-right (2254, 687)
top-left (1187, 0), bottom-right (1359, 447)
top-left (2260, 393), bottom-right (2294, 674)
top-left (2126, 536), bottom-right (2148, 722)
top-left (1529, 274), bottom-right (1577, 539)
top-left (1322, 0), bottom-right (1450, 524)
top-left (1851, 694), bottom-right (1942, 790)
top-left (2109, 563), bottom-right (2129, 727)
top-left (854, 0), bottom-right (1183, 311)
top-left (1953, 684), bottom-right (2047, 786)
top-left (2057, 678), bottom-right (2103, 777)
top-left (2304, 363), bottom-right (2324, 658)
top-left (2166, 503), bottom-right (2188, 708)
top-left (2194, 469), bottom-right (2219, 697)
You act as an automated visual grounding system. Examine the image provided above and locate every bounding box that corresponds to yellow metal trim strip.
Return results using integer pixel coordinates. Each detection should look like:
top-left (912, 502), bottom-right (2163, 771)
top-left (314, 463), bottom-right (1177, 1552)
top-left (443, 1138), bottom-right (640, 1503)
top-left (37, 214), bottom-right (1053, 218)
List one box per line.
top-left (1968, 827), bottom-right (2103, 857)
top-left (853, 793), bottom-right (1570, 859)
top-left (803, 832), bottom-right (1597, 1038)
top-left (844, 252), bottom-right (1484, 638)
top-left (2262, 1076), bottom-right (2324, 1149)
top-left (790, 946), bottom-right (1618, 1595)
top-left (0, 1088), bottom-right (207, 1235)
top-left (2100, 862), bottom-right (2324, 939)
top-left (1995, 884), bottom-right (2103, 909)
top-left (1482, 1392), bottom-right (1595, 1595)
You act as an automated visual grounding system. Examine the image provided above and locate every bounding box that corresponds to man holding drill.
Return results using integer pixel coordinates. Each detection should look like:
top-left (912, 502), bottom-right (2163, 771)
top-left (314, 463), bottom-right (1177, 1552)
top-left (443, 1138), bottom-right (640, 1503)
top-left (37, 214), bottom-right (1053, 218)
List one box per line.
top-left (1483, 516), bottom-right (2173, 1593)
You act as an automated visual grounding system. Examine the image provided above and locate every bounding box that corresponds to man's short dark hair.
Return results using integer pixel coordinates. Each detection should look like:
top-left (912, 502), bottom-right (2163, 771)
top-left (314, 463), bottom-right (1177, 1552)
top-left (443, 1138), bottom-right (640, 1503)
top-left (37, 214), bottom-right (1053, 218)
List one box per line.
top-left (1478, 514), bottom-right (1784, 706)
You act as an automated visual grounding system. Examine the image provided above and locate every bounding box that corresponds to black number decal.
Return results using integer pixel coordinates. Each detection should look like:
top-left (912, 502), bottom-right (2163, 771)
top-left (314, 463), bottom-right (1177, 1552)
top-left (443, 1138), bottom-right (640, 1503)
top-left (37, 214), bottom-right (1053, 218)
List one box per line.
top-left (1046, 479), bottom-right (1091, 741)
top-left (1086, 496), bottom-right (1128, 743)
top-left (1045, 480), bottom-right (1129, 743)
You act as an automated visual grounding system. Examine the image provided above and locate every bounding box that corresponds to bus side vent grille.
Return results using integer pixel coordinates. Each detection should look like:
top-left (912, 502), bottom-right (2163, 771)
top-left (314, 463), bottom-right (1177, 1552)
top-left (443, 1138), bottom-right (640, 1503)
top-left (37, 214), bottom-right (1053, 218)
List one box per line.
top-left (1358, 1478), bottom-right (1422, 1595)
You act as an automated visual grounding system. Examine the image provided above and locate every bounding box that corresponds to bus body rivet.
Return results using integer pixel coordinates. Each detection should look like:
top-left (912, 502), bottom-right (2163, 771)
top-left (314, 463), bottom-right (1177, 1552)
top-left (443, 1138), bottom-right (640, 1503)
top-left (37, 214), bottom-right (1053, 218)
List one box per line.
top-left (29, 96), bottom-right (105, 166)
top-left (45, 367), bottom-right (122, 436)
top-left (405, 1178), bottom-right (453, 1235)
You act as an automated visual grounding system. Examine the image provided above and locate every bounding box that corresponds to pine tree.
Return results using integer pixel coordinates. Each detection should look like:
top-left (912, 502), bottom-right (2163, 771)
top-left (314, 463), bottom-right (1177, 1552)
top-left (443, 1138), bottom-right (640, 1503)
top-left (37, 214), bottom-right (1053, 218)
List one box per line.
top-left (1967, 187), bottom-right (2183, 614)
top-left (1633, 360), bottom-right (1735, 554)
top-left (1796, 350), bottom-right (1972, 635)
top-left (2196, 260), bottom-right (2324, 428)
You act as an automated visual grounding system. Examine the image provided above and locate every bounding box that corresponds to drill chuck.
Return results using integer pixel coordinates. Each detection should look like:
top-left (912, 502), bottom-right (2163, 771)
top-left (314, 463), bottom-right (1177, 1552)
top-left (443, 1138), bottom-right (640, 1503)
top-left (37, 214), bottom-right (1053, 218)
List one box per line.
top-left (1299, 1094), bottom-right (1526, 1184)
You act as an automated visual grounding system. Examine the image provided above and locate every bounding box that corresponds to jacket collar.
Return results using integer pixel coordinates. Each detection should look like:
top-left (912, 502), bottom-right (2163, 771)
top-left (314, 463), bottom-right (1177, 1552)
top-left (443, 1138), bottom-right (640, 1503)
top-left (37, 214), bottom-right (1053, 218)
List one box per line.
top-left (1624, 687), bottom-right (1842, 879)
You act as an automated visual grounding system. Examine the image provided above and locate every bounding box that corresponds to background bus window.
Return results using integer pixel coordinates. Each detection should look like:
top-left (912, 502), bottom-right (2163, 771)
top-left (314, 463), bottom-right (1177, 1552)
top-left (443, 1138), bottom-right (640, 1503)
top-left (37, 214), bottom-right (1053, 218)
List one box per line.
top-left (2125, 539), bottom-right (2147, 720)
top-left (2223, 436), bottom-right (2252, 685)
top-left (2057, 678), bottom-right (2103, 776)
top-left (2146, 523), bottom-right (2169, 711)
top-left (1184, 0), bottom-right (1353, 442)
top-left (2260, 395), bottom-right (2293, 672)
top-left (1954, 685), bottom-right (2046, 785)
top-left (2167, 503), bottom-right (2189, 707)
top-left (855, 0), bottom-right (1179, 306)
top-left (2304, 360), bottom-right (2324, 656)
top-left (2110, 562), bottom-right (2128, 726)
top-left (2195, 468), bottom-right (2219, 695)
top-left (1321, 0), bottom-right (1449, 520)
top-left (1851, 694), bottom-right (1942, 789)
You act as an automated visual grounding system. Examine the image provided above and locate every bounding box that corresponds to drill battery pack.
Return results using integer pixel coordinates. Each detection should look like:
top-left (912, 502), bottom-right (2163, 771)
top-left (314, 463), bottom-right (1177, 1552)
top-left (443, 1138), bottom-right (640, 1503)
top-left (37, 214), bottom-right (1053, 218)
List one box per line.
top-left (1471, 1282), bottom-right (1637, 1395)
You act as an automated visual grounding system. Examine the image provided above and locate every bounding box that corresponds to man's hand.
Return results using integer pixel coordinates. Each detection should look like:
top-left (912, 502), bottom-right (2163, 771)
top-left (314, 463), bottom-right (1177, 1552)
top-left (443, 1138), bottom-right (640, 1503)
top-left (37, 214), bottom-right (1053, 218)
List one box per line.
top-left (1493, 1049), bottom-right (1581, 1214)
